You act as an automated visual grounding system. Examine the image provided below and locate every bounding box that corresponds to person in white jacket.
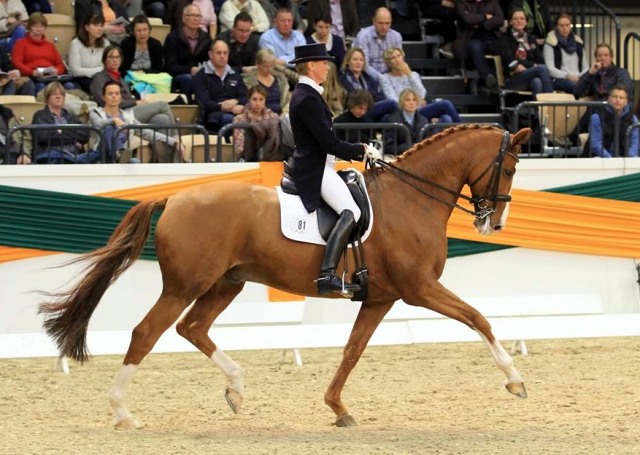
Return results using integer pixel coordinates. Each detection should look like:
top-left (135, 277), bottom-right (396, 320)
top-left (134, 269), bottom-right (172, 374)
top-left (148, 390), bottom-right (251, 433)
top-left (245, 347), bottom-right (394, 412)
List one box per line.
top-left (219, 0), bottom-right (269, 34)
top-left (0, 0), bottom-right (27, 53)
top-left (90, 80), bottom-right (186, 163)
top-left (68, 13), bottom-right (109, 93)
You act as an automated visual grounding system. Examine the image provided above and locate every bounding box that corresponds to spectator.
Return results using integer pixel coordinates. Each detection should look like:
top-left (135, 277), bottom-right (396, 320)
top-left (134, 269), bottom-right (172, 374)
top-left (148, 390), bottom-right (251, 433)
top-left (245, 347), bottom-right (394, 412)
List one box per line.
top-left (164, 4), bottom-right (213, 102)
top-left (543, 13), bottom-right (588, 94)
top-left (507, 0), bottom-right (552, 40)
top-left (304, 0), bottom-right (360, 39)
top-left (353, 7), bottom-right (402, 78)
top-left (0, 42), bottom-right (35, 96)
top-left (74, 0), bottom-right (128, 43)
top-left (219, 0), bottom-right (269, 33)
top-left (258, 8), bottom-right (306, 68)
top-left (321, 61), bottom-right (345, 118)
top-left (0, 0), bottom-right (27, 53)
top-left (218, 11), bottom-right (259, 73)
top-left (126, 0), bottom-right (166, 20)
top-left (193, 40), bottom-right (248, 132)
top-left (68, 13), bottom-right (108, 94)
top-left (91, 45), bottom-right (177, 127)
top-left (165, 0), bottom-right (217, 36)
top-left (334, 89), bottom-right (374, 143)
top-left (573, 43), bottom-right (633, 101)
top-left (232, 85), bottom-right (278, 157)
top-left (12, 13), bottom-right (76, 93)
top-left (499, 8), bottom-right (553, 97)
top-left (418, 0), bottom-right (456, 48)
top-left (339, 46), bottom-right (397, 122)
top-left (0, 103), bottom-right (29, 164)
top-left (384, 88), bottom-right (429, 155)
top-left (243, 48), bottom-right (290, 115)
top-left (587, 85), bottom-right (638, 158)
top-left (90, 80), bottom-right (186, 162)
top-left (120, 15), bottom-right (164, 75)
top-left (380, 47), bottom-right (462, 124)
top-left (306, 14), bottom-right (345, 69)
top-left (31, 82), bottom-right (91, 163)
top-left (453, 0), bottom-right (503, 94)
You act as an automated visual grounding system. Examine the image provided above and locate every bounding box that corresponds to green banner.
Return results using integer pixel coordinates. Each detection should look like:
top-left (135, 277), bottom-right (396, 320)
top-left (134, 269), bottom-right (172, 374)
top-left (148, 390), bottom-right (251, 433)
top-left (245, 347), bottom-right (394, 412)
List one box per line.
top-left (1, 172), bottom-right (640, 260)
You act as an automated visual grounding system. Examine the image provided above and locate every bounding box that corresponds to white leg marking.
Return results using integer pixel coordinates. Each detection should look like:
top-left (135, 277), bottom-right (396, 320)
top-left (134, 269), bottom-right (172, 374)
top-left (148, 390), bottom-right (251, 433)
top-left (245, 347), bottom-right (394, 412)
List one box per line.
top-left (109, 364), bottom-right (138, 424)
top-left (476, 330), bottom-right (523, 385)
top-left (211, 349), bottom-right (244, 395)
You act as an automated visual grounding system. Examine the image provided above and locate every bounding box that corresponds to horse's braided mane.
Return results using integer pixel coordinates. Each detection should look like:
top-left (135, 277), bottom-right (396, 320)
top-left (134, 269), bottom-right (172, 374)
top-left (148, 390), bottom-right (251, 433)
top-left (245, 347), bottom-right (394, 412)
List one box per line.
top-left (380, 124), bottom-right (503, 168)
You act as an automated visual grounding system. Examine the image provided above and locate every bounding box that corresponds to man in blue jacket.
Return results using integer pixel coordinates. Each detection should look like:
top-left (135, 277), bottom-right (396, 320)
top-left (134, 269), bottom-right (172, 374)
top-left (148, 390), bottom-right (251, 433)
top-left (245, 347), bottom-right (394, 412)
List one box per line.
top-left (193, 40), bottom-right (248, 132)
top-left (588, 85), bottom-right (638, 158)
top-left (289, 43), bottom-right (380, 297)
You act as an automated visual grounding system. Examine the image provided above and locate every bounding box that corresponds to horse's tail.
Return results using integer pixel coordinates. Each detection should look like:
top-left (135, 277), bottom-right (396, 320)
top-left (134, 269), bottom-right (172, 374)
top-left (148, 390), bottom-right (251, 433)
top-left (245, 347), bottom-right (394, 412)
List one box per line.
top-left (38, 198), bottom-right (168, 363)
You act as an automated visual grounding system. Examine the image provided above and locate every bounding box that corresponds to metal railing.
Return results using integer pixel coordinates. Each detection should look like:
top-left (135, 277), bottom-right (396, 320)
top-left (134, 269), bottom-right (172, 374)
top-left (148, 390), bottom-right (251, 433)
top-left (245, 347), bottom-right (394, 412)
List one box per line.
top-left (625, 123), bottom-right (640, 158)
top-left (513, 100), bottom-right (608, 157)
top-left (4, 124), bottom-right (105, 164)
top-left (549, 0), bottom-right (621, 60)
top-left (332, 122), bottom-right (412, 157)
top-left (623, 32), bottom-right (640, 81)
top-left (419, 122), bottom-right (504, 140)
top-left (112, 124), bottom-right (209, 163)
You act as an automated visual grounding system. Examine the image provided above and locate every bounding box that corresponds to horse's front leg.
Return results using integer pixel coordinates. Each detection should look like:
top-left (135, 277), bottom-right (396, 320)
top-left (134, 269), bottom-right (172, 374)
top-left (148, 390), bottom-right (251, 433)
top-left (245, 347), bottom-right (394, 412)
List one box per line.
top-left (325, 300), bottom-right (394, 427)
top-left (402, 280), bottom-right (527, 398)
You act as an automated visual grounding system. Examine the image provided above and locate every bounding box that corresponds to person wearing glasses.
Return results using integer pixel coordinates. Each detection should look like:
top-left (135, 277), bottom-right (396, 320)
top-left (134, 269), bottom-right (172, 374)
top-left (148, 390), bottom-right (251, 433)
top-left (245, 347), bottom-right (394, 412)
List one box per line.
top-left (164, 3), bottom-right (213, 102)
top-left (219, 0), bottom-right (269, 33)
top-left (91, 45), bottom-right (177, 129)
top-left (166, 0), bottom-right (217, 38)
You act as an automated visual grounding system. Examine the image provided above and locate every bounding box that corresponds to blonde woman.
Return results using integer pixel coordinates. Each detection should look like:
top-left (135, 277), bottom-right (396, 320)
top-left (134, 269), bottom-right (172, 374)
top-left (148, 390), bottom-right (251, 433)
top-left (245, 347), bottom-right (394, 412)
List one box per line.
top-left (321, 61), bottom-right (347, 118)
top-left (242, 48), bottom-right (290, 115)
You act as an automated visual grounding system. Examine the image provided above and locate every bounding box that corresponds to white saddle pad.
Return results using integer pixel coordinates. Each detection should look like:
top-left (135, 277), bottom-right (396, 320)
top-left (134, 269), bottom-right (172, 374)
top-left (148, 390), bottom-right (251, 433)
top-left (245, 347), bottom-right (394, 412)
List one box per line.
top-left (276, 170), bottom-right (374, 246)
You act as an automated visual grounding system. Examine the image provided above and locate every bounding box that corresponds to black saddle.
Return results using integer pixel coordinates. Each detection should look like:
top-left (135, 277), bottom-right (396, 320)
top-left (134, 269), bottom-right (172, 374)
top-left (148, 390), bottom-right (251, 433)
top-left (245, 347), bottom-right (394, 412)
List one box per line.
top-left (280, 161), bottom-right (371, 242)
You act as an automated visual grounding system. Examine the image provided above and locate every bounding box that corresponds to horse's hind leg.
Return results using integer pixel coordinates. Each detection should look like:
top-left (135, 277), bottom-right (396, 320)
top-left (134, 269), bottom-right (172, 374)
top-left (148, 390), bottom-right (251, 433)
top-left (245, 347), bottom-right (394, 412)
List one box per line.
top-left (176, 277), bottom-right (246, 414)
top-left (110, 290), bottom-right (192, 429)
top-left (325, 301), bottom-right (394, 427)
top-left (403, 280), bottom-right (527, 398)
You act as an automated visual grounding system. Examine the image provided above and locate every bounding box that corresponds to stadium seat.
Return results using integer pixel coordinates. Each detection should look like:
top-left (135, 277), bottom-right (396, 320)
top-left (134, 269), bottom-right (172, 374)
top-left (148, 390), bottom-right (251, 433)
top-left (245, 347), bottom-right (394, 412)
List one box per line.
top-left (536, 92), bottom-right (580, 150)
top-left (148, 17), bottom-right (163, 26)
top-left (150, 24), bottom-right (171, 45)
top-left (50, 0), bottom-right (75, 17)
top-left (44, 13), bottom-right (75, 25)
top-left (47, 24), bottom-right (76, 59)
top-left (0, 95), bottom-right (37, 103)
top-left (144, 93), bottom-right (200, 124)
top-left (1, 101), bottom-right (46, 124)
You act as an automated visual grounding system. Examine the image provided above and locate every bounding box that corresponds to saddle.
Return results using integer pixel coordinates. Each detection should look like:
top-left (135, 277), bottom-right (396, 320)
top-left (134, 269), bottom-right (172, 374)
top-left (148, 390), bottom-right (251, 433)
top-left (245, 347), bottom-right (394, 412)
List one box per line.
top-left (280, 161), bottom-right (371, 242)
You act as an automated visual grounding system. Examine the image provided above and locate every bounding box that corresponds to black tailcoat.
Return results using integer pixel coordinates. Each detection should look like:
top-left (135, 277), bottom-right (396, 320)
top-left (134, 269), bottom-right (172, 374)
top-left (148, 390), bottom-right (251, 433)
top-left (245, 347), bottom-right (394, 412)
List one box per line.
top-left (289, 83), bottom-right (364, 213)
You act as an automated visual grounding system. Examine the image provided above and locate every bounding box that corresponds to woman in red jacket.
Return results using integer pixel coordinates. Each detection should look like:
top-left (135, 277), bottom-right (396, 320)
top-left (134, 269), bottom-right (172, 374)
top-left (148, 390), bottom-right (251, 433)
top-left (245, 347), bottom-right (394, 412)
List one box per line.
top-left (12, 12), bottom-right (76, 93)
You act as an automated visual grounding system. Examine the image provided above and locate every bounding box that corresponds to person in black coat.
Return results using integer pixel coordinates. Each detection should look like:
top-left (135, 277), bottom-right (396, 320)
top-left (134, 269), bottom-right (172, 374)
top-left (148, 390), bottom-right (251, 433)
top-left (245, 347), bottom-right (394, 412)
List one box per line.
top-left (217, 12), bottom-right (260, 73)
top-left (120, 15), bottom-right (164, 74)
top-left (164, 4), bottom-right (213, 102)
top-left (499, 8), bottom-right (553, 96)
top-left (384, 88), bottom-right (429, 156)
top-left (193, 40), bottom-right (248, 132)
top-left (306, 14), bottom-right (345, 69)
top-left (334, 89), bottom-right (374, 143)
top-left (289, 43), bottom-right (379, 297)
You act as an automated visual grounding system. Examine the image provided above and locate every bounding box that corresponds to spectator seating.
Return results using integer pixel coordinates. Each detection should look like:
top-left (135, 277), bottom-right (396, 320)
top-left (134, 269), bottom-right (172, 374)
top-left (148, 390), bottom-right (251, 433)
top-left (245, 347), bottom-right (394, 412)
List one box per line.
top-left (150, 25), bottom-right (171, 44)
top-left (50, 0), bottom-right (75, 17)
top-left (0, 98), bottom-right (45, 124)
top-left (181, 134), bottom-right (208, 162)
top-left (47, 24), bottom-right (77, 60)
top-left (536, 93), bottom-right (581, 152)
top-left (43, 13), bottom-right (75, 25)
top-left (144, 93), bottom-right (200, 124)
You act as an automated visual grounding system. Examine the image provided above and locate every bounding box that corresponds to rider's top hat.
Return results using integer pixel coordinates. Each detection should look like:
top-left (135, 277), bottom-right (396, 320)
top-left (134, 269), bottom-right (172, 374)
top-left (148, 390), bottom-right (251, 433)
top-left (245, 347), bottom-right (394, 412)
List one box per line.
top-left (288, 43), bottom-right (335, 64)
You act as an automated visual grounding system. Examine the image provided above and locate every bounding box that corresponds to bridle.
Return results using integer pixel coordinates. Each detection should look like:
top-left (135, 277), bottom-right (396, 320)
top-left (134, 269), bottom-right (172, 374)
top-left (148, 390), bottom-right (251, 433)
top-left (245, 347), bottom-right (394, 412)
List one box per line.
top-left (372, 130), bottom-right (519, 221)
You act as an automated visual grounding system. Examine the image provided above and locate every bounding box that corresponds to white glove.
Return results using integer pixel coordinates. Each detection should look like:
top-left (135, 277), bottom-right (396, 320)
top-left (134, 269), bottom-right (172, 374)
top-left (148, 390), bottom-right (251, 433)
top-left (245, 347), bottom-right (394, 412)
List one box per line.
top-left (364, 144), bottom-right (381, 161)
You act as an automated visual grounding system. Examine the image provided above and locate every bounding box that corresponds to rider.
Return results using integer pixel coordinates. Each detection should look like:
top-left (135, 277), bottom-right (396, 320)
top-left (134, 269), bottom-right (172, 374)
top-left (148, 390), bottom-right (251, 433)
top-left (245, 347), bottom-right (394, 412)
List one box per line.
top-left (289, 43), bottom-right (381, 297)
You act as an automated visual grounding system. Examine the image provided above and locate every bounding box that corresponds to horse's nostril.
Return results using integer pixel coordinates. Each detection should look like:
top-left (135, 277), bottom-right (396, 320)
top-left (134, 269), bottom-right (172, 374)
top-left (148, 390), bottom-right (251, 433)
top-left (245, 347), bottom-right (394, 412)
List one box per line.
top-left (493, 225), bottom-right (502, 231)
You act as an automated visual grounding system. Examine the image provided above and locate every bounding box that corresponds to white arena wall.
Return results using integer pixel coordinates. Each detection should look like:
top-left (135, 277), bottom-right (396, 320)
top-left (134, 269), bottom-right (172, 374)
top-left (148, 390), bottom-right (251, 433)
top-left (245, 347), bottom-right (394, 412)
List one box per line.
top-left (2, 159), bottom-right (640, 359)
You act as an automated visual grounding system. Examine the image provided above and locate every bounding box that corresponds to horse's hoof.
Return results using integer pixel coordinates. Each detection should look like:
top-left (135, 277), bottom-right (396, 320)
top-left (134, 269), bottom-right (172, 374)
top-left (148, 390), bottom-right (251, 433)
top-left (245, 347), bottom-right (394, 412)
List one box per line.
top-left (224, 387), bottom-right (243, 414)
top-left (335, 414), bottom-right (357, 427)
top-left (505, 381), bottom-right (528, 398)
top-left (114, 417), bottom-right (143, 429)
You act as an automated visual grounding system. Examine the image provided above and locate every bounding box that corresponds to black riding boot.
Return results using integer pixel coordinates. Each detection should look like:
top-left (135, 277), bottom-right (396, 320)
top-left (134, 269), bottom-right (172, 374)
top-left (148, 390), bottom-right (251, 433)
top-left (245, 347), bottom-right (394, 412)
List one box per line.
top-left (316, 209), bottom-right (361, 298)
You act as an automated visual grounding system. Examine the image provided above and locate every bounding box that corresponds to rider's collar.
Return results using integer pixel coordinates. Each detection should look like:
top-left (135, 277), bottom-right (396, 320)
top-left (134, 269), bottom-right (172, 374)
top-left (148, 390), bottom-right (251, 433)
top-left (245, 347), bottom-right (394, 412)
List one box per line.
top-left (299, 75), bottom-right (324, 96)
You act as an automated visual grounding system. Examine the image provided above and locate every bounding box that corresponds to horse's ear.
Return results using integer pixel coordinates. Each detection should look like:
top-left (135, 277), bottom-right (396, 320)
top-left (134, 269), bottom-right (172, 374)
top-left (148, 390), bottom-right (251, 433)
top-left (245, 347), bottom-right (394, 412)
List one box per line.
top-left (511, 128), bottom-right (533, 147)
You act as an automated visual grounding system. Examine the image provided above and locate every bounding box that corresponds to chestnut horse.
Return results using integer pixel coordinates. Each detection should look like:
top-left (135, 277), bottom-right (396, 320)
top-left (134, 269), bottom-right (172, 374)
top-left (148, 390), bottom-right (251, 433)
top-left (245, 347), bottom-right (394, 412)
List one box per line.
top-left (40, 125), bottom-right (532, 429)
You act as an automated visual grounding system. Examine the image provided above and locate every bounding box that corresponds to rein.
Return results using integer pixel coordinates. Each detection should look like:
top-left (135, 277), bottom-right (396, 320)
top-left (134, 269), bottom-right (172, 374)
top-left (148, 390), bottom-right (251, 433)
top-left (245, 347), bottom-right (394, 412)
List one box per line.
top-left (371, 130), bottom-right (518, 220)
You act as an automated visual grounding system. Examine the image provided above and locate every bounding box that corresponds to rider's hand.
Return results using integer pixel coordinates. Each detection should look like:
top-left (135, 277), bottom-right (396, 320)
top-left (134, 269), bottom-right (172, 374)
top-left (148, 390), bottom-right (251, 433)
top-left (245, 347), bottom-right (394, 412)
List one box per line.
top-left (364, 144), bottom-right (381, 161)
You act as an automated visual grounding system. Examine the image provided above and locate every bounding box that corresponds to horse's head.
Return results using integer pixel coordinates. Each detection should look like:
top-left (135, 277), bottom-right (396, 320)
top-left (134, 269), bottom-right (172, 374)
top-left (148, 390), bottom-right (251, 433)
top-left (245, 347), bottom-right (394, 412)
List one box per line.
top-left (469, 127), bottom-right (532, 236)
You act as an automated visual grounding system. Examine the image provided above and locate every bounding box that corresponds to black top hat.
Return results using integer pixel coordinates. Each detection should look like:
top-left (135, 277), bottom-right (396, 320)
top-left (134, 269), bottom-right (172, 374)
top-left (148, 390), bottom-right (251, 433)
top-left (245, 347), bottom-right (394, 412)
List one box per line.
top-left (288, 43), bottom-right (335, 64)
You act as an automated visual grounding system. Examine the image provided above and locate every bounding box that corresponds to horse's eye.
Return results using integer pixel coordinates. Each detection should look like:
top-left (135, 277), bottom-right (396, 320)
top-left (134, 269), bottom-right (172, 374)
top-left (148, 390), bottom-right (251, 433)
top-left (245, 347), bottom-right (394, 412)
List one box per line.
top-left (504, 169), bottom-right (514, 178)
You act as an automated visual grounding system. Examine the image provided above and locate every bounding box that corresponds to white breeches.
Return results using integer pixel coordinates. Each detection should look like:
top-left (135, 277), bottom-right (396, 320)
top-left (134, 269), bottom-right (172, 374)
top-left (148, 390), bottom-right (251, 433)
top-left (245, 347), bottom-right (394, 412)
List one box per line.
top-left (320, 165), bottom-right (361, 222)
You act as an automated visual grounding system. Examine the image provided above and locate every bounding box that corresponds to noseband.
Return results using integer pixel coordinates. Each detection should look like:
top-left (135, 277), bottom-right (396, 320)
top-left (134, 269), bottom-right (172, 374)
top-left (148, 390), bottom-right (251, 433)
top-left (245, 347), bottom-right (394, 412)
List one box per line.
top-left (373, 130), bottom-right (518, 221)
